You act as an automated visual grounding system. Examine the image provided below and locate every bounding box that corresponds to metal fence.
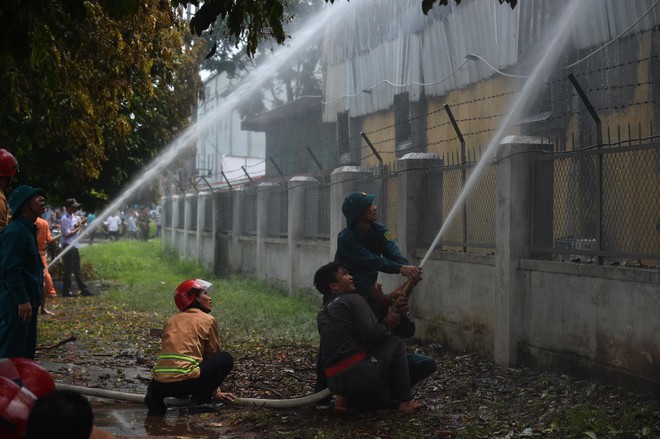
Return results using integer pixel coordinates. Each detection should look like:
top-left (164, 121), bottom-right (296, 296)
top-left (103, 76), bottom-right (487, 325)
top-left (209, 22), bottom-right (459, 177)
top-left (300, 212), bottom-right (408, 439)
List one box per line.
top-left (163, 199), bottom-right (172, 228)
top-left (268, 186), bottom-right (288, 237)
top-left (177, 198), bottom-right (184, 229)
top-left (166, 140), bottom-right (656, 266)
top-left (244, 190), bottom-right (257, 236)
top-left (218, 191), bottom-right (232, 233)
top-left (532, 140), bottom-right (660, 264)
top-left (419, 161), bottom-right (497, 252)
top-left (303, 178), bottom-right (331, 240)
top-left (189, 197), bottom-right (197, 231)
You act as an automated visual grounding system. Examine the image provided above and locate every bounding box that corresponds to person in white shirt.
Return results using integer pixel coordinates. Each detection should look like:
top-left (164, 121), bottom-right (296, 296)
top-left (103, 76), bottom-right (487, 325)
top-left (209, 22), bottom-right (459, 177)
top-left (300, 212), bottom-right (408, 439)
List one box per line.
top-left (105, 212), bottom-right (122, 241)
top-left (60, 198), bottom-right (92, 297)
top-left (126, 211), bottom-right (137, 239)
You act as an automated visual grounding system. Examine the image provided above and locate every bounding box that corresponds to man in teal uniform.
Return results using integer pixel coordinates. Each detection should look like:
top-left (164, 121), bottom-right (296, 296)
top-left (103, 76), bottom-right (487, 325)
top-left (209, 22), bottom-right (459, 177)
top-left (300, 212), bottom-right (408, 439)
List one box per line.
top-left (335, 191), bottom-right (422, 296)
top-left (0, 185), bottom-right (45, 359)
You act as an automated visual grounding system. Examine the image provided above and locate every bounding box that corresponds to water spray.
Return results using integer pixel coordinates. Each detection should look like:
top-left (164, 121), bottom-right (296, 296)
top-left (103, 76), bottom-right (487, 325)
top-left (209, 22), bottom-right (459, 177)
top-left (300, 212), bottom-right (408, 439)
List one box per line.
top-left (52, 0), bottom-right (594, 411)
top-left (419, 0), bottom-right (591, 270)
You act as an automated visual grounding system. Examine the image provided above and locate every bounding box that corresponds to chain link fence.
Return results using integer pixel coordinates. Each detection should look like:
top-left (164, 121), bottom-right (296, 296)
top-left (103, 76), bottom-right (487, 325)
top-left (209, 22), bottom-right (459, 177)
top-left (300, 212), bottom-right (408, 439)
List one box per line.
top-left (532, 140), bottom-right (660, 263)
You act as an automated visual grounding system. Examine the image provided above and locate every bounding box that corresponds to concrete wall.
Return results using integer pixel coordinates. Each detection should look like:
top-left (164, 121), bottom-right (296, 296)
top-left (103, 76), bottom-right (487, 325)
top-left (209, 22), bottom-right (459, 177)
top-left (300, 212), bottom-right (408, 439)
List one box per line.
top-left (519, 260), bottom-right (659, 388)
top-left (161, 137), bottom-right (660, 390)
top-left (411, 251), bottom-right (496, 357)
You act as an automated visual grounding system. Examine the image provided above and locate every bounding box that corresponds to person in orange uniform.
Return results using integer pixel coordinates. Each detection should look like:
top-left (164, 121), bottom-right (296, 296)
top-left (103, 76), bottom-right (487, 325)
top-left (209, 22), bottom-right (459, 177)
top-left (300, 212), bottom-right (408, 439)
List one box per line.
top-left (144, 279), bottom-right (235, 415)
top-left (35, 216), bottom-right (56, 315)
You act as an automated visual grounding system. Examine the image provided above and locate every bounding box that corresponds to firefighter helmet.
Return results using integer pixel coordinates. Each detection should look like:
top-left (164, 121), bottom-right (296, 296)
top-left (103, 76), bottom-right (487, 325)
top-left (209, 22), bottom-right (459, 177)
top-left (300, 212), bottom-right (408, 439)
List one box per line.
top-left (0, 150), bottom-right (18, 177)
top-left (174, 279), bottom-right (213, 311)
top-left (0, 376), bottom-right (34, 439)
top-left (0, 358), bottom-right (55, 399)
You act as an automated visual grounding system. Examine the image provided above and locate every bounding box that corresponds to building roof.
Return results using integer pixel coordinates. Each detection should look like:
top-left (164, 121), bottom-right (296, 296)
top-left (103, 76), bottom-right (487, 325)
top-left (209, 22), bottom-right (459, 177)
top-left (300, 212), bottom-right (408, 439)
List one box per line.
top-left (241, 96), bottom-right (323, 132)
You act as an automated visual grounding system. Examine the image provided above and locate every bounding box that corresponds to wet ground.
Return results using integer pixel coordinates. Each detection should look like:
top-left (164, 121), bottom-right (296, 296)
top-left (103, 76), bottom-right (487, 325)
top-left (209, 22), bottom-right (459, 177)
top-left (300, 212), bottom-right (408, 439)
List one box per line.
top-left (90, 401), bottom-right (235, 438)
top-left (37, 291), bottom-right (660, 438)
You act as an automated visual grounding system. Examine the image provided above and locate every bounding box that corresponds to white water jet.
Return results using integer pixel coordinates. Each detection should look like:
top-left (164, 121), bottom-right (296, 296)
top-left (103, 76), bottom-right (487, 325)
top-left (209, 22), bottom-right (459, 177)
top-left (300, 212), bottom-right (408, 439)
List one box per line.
top-left (49, 1), bottom-right (353, 269)
top-left (419, 0), bottom-right (594, 267)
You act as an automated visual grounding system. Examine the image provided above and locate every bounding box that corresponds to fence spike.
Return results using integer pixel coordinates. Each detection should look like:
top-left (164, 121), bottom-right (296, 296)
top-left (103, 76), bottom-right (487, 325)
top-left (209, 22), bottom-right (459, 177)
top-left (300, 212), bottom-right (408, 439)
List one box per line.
top-left (607, 126), bottom-right (611, 147)
top-left (628, 123), bottom-right (632, 146)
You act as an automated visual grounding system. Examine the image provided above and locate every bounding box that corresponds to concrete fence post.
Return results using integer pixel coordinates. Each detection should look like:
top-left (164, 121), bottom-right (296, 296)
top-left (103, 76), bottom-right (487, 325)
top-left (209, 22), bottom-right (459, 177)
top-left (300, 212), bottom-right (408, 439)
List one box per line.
top-left (184, 192), bottom-right (196, 259)
top-left (171, 194), bottom-right (181, 253)
top-left (197, 191), bottom-right (209, 263)
top-left (160, 195), bottom-right (169, 251)
top-left (330, 166), bottom-right (373, 258)
top-left (494, 135), bottom-right (547, 366)
top-left (288, 177), bottom-right (318, 294)
top-left (397, 153), bottom-right (443, 262)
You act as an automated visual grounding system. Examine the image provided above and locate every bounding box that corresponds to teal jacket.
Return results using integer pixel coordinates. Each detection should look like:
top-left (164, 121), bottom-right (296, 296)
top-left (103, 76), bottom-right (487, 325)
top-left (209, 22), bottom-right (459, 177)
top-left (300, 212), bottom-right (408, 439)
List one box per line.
top-left (0, 216), bottom-right (43, 307)
top-left (335, 221), bottom-right (408, 296)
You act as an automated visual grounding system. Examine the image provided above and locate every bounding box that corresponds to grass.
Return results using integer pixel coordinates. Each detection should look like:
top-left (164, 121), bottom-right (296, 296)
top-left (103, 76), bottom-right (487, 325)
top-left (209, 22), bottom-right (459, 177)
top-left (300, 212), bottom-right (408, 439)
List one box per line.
top-left (80, 239), bottom-right (320, 343)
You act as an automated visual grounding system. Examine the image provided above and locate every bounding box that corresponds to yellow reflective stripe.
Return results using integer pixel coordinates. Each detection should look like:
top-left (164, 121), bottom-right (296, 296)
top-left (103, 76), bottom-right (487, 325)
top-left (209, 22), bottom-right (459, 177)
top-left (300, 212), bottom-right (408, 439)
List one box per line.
top-left (153, 367), bottom-right (198, 375)
top-left (156, 353), bottom-right (201, 366)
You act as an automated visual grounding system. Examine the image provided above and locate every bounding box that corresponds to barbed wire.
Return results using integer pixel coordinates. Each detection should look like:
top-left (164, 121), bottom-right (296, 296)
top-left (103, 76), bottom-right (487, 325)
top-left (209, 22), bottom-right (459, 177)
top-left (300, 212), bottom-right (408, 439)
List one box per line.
top-left (186, 53), bottom-right (658, 185)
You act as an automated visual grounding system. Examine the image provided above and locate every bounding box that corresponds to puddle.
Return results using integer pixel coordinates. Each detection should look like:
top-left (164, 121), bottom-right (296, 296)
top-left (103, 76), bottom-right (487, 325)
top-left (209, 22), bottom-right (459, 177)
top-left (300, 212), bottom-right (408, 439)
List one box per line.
top-left (91, 400), bottom-right (233, 438)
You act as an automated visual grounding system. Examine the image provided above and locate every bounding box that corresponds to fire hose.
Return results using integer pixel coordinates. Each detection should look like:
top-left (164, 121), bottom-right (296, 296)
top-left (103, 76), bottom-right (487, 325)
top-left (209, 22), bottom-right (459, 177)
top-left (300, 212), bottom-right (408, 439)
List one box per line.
top-left (55, 382), bottom-right (332, 408)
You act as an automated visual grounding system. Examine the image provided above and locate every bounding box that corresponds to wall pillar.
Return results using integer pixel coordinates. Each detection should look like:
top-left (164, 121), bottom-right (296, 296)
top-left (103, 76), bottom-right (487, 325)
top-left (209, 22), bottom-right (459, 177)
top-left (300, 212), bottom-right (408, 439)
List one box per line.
top-left (495, 135), bottom-right (546, 366)
top-left (184, 192), bottom-right (195, 259)
top-left (397, 153), bottom-right (443, 262)
top-left (171, 194), bottom-right (181, 252)
top-left (160, 195), bottom-right (168, 251)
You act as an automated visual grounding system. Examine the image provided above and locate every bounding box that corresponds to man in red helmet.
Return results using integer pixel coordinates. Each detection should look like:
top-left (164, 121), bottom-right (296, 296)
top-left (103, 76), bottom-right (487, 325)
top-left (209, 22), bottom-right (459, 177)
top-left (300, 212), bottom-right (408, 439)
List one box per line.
top-left (0, 149), bottom-right (18, 231)
top-left (144, 279), bottom-right (235, 415)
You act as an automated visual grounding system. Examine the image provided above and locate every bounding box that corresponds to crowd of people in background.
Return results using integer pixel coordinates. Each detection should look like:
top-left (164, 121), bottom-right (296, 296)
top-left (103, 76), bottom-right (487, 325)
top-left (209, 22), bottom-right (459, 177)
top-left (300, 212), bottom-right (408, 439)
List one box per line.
top-left (43, 205), bottom-right (161, 244)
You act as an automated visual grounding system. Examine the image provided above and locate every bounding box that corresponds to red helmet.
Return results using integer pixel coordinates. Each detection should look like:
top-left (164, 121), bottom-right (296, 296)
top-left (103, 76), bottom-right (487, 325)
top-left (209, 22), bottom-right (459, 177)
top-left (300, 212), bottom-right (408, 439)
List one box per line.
top-left (0, 150), bottom-right (18, 177)
top-left (0, 376), bottom-right (34, 438)
top-left (0, 358), bottom-right (55, 399)
top-left (174, 279), bottom-right (213, 311)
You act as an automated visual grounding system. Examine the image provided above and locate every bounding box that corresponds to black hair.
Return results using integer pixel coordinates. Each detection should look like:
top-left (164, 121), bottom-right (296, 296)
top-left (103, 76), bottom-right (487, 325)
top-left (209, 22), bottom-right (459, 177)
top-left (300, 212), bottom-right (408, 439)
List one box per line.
top-left (313, 261), bottom-right (346, 296)
top-left (25, 390), bottom-right (94, 439)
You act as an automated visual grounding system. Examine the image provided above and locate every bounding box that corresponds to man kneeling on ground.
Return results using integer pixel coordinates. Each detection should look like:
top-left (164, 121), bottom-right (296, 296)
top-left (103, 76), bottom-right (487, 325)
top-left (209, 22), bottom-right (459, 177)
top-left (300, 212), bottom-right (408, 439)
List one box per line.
top-left (144, 279), bottom-right (235, 415)
top-left (314, 261), bottom-right (424, 414)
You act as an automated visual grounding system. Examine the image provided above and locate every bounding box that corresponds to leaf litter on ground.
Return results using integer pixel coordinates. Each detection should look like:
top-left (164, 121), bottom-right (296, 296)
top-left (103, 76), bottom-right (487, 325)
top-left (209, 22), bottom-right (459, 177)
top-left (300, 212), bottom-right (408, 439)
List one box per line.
top-left (37, 292), bottom-right (660, 439)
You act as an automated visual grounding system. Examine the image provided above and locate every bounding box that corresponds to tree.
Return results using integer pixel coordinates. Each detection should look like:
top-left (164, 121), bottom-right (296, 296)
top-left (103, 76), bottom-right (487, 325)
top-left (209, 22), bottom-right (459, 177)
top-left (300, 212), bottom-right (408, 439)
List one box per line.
top-left (0, 0), bottom-right (204, 210)
top-left (200, 0), bottom-right (324, 120)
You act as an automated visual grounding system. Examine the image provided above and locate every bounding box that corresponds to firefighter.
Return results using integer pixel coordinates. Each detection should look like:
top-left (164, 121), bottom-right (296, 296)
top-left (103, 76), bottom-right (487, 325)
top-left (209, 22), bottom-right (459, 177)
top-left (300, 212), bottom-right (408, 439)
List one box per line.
top-left (314, 262), bottom-right (424, 414)
top-left (144, 279), bottom-right (235, 415)
top-left (335, 191), bottom-right (422, 297)
top-left (0, 149), bottom-right (19, 230)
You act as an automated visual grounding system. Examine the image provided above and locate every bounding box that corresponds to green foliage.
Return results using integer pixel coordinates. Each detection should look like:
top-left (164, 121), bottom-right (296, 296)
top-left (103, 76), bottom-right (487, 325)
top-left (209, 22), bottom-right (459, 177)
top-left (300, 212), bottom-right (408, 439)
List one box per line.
top-left (180, 0), bottom-right (288, 56)
top-left (80, 240), bottom-right (319, 342)
top-left (0, 0), bottom-right (204, 210)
